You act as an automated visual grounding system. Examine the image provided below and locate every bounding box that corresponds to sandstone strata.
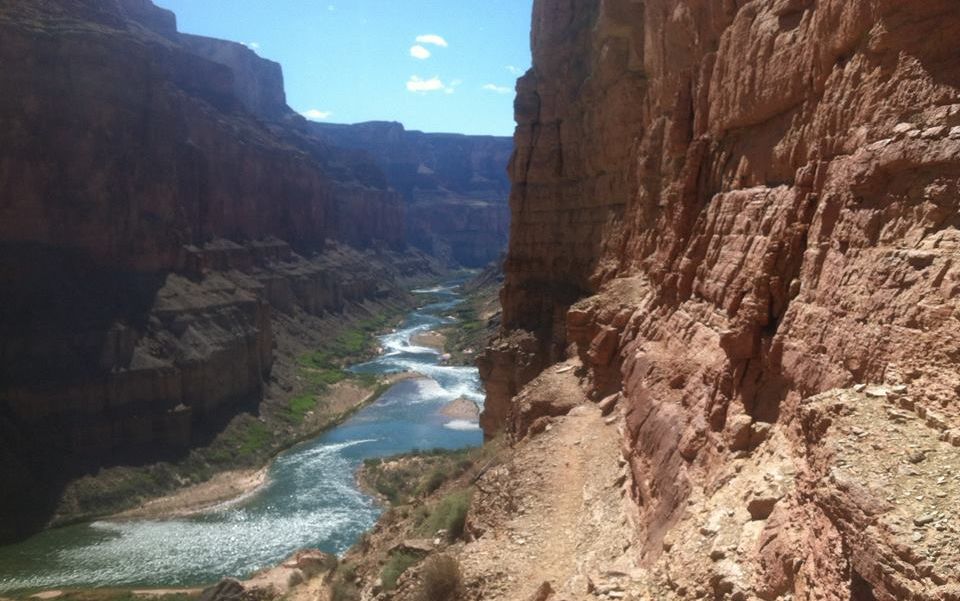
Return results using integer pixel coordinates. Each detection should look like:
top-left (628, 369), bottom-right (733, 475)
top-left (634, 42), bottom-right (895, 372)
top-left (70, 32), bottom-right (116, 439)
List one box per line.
top-left (0, 0), bottom-right (430, 542)
top-left (312, 122), bottom-right (512, 267)
top-left (482, 1), bottom-right (960, 599)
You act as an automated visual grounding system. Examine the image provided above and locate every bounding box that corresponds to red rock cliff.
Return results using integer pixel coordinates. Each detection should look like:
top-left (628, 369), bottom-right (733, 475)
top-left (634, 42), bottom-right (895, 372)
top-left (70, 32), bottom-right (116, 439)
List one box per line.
top-left (0, 0), bottom-right (418, 542)
top-left (483, 0), bottom-right (960, 598)
top-left (311, 121), bottom-right (513, 267)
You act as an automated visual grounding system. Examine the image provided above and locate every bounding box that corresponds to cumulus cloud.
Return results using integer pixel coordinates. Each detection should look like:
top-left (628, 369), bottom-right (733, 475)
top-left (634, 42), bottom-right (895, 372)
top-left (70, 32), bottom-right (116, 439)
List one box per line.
top-left (482, 83), bottom-right (512, 95)
top-left (406, 76), bottom-right (445, 93)
top-left (406, 75), bottom-right (459, 94)
top-left (244, 42), bottom-right (261, 50)
top-left (415, 34), bottom-right (448, 47)
top-left (302, 109), bottom-right (333, 120)
top-left (410, 45), bottom-right (431, 59)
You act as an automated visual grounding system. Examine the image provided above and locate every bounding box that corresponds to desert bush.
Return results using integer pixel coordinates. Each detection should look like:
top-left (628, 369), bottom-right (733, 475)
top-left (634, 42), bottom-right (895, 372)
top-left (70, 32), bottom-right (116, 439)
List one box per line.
top-left (381, 551), bottom-right (420, 590)
top-left (331, 580), bottom-right (360, 601)
top-left (420, 489), bottom-right (472, 541)
top-left (417, 554), bottom-right (462, 601)
top-left (422, 468), bottom-right (447, 495)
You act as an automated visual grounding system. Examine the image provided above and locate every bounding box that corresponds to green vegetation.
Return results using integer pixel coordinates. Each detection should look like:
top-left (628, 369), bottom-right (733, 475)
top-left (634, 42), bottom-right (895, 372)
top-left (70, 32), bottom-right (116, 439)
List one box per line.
top-left (417, 555), bottom-right (463, 601)
top-left (330, 579), bottom-right (360, 601)
top-left (381, 551), bottom-right (420, 591)
top-left (54, 305), bottom-right (406, 526)
top-left (334, 439), bottom-right (507, 597)
top-left (330, 561), bottom-right (361, 601)
top-left (438, 291), bottom-right (497, 365)
top-left (361, 447), bottom-right (477, 505)
top-left (204, 415), bottom-right (273, 465)
top-left (417, 489), bottom-right (472, 541)
top-left (286, 310), bottom-right (403, 423)
top-left (298, 312), bottom-right (395, 372)
top-left (287, 394), bottom-right (318, 423)
top-left (238, 420), bottom-right (271, 455)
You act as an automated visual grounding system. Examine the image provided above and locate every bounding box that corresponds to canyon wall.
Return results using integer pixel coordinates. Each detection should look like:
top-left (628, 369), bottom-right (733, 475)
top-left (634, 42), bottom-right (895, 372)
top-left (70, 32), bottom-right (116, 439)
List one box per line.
top-left (482, 0), bottom-right (960, 598)
top-left (311, 122), bottom-right (512, 267)
top-left (0, 0), bottom-right (426, 542)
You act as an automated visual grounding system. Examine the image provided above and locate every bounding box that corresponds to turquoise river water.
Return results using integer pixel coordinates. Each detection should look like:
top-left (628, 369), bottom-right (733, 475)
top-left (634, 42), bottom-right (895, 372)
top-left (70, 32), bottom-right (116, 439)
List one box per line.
top-left (0, 278), bottom-right (484, 592)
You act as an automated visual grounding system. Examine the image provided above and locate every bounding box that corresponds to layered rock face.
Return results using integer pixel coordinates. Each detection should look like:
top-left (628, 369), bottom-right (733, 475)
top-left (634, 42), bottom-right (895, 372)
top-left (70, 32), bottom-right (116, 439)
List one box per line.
top-left (311, 122), bottom-right (512, 267)
top-left (0, 0), bottom-right (422, 541)
top-left (483, 0), bottom-right (960, 598)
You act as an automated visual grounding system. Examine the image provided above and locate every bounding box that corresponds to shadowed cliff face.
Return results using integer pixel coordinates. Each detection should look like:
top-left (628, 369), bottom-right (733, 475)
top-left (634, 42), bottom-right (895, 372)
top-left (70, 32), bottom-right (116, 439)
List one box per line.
top-left (0, 0), bottom-right (430, 542)
top-left (482, 0), bottom-right (960, 598)
top-left (310, 122), bottom-right (513, 267)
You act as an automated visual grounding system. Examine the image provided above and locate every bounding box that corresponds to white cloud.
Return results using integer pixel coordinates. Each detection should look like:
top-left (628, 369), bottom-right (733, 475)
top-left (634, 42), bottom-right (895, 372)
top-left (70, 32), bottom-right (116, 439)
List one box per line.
top-left (415, 34), bottom-right (448, 47)
top-left (244, 42), bottom-right (260, 50)
top-left (406, 75), bottom-right (456, 94)
top-left (302, 109), bottom-right (333, 120)
top-left (482, 83), bottom-right (512, 95)
top-left (410, 45), bottom-right (431, 60)
top-left (505, 65), bottom-right (523, 75)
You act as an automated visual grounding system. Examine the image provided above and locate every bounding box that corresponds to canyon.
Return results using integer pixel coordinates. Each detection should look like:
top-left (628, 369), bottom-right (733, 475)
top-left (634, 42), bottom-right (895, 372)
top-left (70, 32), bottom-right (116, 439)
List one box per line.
top-left (310, 122), bottom-right (512, 268)
top-left (475, 0), bottom-right (960, 599)
top-left (2, 0), bottom-right (960, 599)
top-left (0, 0), bottom-right (508, 543)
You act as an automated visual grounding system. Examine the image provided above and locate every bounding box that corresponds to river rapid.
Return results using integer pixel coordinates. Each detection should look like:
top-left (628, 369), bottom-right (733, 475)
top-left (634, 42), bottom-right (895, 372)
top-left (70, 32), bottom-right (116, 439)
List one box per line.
top-left (0, 277), bottom-right (484, 592)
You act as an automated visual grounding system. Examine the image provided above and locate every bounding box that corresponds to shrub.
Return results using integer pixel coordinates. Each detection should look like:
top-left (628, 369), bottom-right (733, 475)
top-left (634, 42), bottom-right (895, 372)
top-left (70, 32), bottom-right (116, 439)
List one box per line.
top-left (381, 551), bottom-right (420, 590)
top-left (331, 580), bottom-right (360, 601)
top-left (422, 468), bottom-right (447, 495)
top-left (238, 421), bottom-right (270, 455)
top-left (417, 555), bottom-right (462, 601)
top-left (287, 394), bottom-right (317, 423)
top-left (420, 489), bottom-right (472, 541)
top-left (304, 367), bottom-right (348, 388)
top-left (331, 562), bottom-right (360, 601)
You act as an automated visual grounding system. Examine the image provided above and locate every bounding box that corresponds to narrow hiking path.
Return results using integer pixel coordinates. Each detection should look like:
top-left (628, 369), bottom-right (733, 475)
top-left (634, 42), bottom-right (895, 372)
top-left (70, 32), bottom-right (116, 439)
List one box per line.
top-left (459, 366), bottom-right (637, 600)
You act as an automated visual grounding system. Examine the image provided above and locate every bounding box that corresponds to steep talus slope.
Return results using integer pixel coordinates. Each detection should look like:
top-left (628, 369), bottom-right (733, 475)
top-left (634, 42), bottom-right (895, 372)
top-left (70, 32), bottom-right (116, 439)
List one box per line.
top-left (481, 1), bottom-right (960, 598)
top-left (0, 0), bottom-right (427, 542)
top-left (310, 121), bottom-right (512, 267)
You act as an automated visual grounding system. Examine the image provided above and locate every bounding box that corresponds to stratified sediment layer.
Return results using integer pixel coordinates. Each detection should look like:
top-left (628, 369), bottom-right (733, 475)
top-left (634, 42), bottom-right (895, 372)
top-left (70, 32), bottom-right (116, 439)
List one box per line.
top-left (481, 1), bottom-right (960, 598)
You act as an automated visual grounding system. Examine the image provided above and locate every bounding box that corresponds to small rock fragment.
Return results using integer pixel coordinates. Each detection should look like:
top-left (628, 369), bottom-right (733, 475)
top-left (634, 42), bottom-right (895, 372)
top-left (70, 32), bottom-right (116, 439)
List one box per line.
top-left (907, 451), bottom-right (927, 464)
top-left (747, 494), bottom-right (780, 520)
top-left (527, 581), bottom-right (554, 601)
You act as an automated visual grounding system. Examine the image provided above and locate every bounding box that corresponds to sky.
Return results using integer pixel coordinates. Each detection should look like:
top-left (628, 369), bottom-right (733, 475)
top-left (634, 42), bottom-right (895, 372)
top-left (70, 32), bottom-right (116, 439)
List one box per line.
top-left (155, 0), bottom-right (533, 136)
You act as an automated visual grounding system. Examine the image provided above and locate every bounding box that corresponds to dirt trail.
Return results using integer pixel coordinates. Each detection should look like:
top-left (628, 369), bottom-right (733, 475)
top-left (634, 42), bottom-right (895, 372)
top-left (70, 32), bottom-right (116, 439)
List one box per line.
top-left (460, 371), bottom-right (635, 600)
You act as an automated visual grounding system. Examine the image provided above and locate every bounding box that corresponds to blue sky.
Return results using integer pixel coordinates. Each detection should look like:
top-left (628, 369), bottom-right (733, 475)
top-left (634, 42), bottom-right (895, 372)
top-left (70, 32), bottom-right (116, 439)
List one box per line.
top-left (155, 0), bottom-right (533, 136)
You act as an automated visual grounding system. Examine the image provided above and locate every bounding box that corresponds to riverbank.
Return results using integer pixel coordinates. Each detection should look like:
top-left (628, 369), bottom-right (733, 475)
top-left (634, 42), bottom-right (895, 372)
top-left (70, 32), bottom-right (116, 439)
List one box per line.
top-left (43, 291), bottom-right (425, 530)
top-left (0, 274), bottom-right (487, 595)
top-left (112, 373), bottom-right (421, 521)
top-left (430, 262), bottom-right (502, 365)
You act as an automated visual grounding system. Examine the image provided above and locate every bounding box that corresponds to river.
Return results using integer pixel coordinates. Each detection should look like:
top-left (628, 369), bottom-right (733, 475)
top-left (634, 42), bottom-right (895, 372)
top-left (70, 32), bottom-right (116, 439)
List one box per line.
top-left (0, 277), bottom-right (484, 592)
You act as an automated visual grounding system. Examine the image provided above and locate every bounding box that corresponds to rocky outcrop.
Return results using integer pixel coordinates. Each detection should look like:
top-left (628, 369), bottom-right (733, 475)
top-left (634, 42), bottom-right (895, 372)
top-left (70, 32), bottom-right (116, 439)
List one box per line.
top-left (483, 0), bottom-right (960, 598)
top-left (311, 122), bottom-right (512, 267)
top-left (0, 3), bottom-right (404, 272)
top-left (179, 34), bottom-right (288, 121)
